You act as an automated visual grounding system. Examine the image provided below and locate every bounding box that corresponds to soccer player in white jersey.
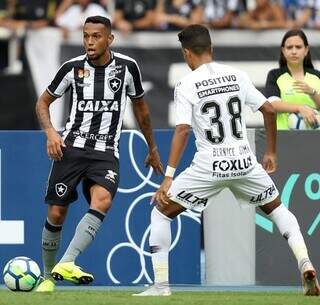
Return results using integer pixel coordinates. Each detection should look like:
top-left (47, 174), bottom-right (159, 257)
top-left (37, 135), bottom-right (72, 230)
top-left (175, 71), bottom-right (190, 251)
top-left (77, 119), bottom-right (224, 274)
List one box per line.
top-left (134, 24), bottom-right (320, 296)
top-left (35, 16), bottom-right (163, 292)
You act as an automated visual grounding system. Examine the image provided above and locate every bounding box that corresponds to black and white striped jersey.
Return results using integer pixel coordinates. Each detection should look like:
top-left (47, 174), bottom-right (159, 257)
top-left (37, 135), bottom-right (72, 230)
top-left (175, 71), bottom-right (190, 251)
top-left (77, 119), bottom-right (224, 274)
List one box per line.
top-left (47, 51), bottom-right (144, 158)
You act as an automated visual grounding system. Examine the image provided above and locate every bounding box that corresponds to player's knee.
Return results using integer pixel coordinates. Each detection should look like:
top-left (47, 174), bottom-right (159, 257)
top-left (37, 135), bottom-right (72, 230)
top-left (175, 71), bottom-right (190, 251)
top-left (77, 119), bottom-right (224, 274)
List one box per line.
top-left (155, 201), bottom-right (185, 219)
top-left (48, 206), bottom-right (68, 225)
top-left (90, 191), bottom-right (112, 213)
top-left (260, 196), bottom-right (281, 215)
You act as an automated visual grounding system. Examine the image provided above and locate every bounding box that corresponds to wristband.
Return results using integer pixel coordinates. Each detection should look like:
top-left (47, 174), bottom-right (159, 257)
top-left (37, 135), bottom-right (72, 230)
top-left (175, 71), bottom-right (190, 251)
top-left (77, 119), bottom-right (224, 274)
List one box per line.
top-left (165, 166), bottom-right (176, 178)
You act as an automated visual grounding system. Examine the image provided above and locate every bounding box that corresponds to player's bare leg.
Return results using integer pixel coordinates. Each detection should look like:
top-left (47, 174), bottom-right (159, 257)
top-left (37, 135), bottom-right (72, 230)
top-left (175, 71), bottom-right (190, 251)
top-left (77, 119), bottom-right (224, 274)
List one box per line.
top-left (260, 197), bottom-right (319, 296)
top-left (52, 184), bottom-right (112, 284)
top-left (133, 200), bottom-right (186, 296)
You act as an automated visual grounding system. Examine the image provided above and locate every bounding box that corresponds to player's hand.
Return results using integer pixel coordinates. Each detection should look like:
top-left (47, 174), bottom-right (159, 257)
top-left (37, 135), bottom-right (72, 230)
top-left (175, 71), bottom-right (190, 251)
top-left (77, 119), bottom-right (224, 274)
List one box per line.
top-left (297, 105), bottom-right (318, 128)
top-left (144, 147), bottom-right (164, 176)
top-left (154, 177), bottom-right (173, 205)
top-left (262, 152), bottom-right (277, 173)
top-left (46, 128), bottom-right (66, 161)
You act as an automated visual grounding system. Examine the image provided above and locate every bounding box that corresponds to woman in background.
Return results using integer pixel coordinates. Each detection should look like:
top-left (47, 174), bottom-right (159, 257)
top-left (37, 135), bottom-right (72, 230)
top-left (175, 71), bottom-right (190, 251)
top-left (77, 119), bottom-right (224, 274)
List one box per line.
top-left (265, 29), bottom-right (320, 130)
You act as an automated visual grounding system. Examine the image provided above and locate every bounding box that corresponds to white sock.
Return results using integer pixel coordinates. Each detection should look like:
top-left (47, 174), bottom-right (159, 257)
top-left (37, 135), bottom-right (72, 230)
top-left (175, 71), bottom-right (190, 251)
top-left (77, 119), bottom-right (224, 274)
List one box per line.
top-left (268, 204), bottom-right (310, 270)
top-left (149, 207), bottom-right (172, 284)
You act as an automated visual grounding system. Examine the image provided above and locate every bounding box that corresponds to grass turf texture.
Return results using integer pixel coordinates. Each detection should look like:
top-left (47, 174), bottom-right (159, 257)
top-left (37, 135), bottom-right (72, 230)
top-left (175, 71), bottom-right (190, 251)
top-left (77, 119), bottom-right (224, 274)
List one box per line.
top-left (0, 290), bottom-right (319, 305)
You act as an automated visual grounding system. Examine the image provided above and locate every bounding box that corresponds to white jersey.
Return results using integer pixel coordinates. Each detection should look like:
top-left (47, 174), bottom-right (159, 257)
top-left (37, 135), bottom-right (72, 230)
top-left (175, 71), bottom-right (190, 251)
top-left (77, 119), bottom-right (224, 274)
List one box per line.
top-left (174, 62), bottom-right (266, 178)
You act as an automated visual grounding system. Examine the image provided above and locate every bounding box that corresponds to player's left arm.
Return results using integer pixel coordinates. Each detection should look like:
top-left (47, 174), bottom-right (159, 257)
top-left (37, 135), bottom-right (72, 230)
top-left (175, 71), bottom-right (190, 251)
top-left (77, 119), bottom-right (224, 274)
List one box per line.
top-left (155, 124), bottom-right (190, 205)
top-left (259, 101), bottom-right (277, 173)
top-left (131, 97), bottom-right (164, 175)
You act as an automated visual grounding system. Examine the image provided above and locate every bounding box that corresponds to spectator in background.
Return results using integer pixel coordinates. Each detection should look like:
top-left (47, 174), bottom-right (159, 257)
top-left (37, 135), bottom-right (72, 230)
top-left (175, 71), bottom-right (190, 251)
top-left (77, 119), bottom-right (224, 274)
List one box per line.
top-left (55, 0), bottom-right (110, 37)
top-left (112, 0), bottom-right (156, 36)
top-left (204, 0), bottom-right (246, 29)
top-left (0, 1), bottom-right (8, 18)
top-left (265, 29), bottom-right (320, 130)
top-left (0, 0), bottom-right (57, 32)
top-left (99, 0), bottom-right (114, 12)
top-left (313, 0), bottom-right (320, 29)
top-left (153, 0), bottom-right (204, 31)
top-left (237, 0), bottom-right (286, 30)
top-left (280, 0), bottom-right (314, 28)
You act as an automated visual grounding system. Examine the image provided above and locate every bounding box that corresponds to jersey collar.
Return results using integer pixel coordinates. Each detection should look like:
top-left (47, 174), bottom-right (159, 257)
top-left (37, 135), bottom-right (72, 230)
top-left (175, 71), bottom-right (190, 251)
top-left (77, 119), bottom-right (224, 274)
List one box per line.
top-left (86, 51), bottom-right (114, 68)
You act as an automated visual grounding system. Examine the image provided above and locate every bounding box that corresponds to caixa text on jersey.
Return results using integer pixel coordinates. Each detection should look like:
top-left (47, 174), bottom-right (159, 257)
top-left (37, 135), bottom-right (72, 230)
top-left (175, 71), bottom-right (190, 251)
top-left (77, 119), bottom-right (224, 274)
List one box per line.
top-left (77, 100), bottom-right (119, 112)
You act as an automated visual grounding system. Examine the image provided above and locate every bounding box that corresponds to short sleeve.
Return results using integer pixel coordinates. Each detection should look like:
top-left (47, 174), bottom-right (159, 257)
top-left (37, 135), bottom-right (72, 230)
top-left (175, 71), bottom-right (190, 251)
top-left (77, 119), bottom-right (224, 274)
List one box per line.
top-left (265, 69), bottom-right (281, 102)
top-left (174, 82), bottom-right (193, 126)
top-left (242, 72), bottom-right (267, 112)
top-left (47, 62), bottom-right (73, 98)
top-left (126, 60), bottom-right (145, 99)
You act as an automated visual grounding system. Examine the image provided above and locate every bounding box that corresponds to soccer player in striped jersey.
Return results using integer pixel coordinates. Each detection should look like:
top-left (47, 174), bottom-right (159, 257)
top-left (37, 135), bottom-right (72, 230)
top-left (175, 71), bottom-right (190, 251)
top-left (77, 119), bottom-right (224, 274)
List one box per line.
top-left (134, 24), bottom-right (319, 297)
top-left (35, 16), bottom-right (163, 292)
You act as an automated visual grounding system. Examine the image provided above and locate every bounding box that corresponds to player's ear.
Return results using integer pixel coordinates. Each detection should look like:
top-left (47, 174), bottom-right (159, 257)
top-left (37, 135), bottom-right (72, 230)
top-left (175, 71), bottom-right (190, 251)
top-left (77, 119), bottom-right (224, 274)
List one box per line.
top-left (181, 48), bottom-right (190, 59)
top-left (107, 33), bottom-right (114, 46)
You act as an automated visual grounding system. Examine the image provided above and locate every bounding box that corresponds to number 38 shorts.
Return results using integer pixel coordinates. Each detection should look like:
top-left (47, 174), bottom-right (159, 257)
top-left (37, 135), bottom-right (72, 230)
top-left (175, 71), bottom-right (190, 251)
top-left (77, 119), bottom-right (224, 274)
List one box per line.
top-left (168, 161), bottom-right (279, 211)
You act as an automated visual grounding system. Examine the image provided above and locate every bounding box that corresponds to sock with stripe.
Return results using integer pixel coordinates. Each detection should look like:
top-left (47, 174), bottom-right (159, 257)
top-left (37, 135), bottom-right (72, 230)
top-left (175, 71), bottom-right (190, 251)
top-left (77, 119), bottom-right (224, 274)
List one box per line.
top-left (42, 218), bottom-right (62, 280)
top-left (60, 209), bottom-right (105, 263)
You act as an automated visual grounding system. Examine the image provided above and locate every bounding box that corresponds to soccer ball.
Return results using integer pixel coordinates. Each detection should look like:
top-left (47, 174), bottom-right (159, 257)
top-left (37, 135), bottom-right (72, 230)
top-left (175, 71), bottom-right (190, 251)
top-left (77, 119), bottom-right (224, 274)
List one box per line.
top-left (287, 112), bottom-right (320, 130)
top-left (3, 256), bottom-right (41, 291)
top-left (287, 113), bottom-right (308, 130)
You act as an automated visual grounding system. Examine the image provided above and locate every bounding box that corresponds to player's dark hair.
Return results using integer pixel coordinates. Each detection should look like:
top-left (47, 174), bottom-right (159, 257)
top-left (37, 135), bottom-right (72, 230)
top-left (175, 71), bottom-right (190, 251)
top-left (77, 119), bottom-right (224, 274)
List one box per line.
top-left (85, 16), bottom-right (111, 31)
top-left (279, 29), bottom-right (314, 69)
top-left (178, 24), bottom-right (212, 55)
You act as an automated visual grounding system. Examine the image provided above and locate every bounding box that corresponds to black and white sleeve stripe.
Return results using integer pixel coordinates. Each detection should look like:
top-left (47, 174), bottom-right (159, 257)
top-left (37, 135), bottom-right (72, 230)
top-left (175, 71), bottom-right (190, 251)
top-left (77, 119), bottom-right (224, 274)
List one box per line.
top-left (126, 60), bottom-right (145, 100)
top-left (47, 62), bottom-right (74, 98)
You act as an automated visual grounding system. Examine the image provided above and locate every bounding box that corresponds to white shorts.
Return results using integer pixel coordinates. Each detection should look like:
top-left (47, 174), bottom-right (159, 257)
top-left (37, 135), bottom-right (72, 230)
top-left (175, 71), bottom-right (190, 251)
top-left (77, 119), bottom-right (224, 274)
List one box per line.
top-left (169, 162), bottom-right (279, 211)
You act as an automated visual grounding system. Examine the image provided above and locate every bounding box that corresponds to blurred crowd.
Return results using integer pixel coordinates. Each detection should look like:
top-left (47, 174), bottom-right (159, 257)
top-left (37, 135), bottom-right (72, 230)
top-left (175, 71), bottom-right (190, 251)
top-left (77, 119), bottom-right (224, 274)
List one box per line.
top-left (0, 0), bottom-right (320, 38)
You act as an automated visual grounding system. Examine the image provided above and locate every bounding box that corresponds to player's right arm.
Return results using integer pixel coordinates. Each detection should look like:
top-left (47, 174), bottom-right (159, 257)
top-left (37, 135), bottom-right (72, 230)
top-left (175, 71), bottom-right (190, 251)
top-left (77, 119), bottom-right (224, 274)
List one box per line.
top-left (244, 71), bottom-right (277, 173)
top-left (154, 124), bottom-right (190, 205)
top-left (36, 60), bottom-right (72, 160)
top-left (259, 101), bottom-right (277, 174)
top-left (36, 90), bottom-right (66, 161)
top-left (154, 81), bottom-right (192, 205)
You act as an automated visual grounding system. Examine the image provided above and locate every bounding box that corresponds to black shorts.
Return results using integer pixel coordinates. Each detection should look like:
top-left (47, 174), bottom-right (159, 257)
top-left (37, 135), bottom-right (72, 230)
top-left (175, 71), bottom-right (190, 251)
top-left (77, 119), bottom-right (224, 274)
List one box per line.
top-left (45, 146), bottom-right (119, 205)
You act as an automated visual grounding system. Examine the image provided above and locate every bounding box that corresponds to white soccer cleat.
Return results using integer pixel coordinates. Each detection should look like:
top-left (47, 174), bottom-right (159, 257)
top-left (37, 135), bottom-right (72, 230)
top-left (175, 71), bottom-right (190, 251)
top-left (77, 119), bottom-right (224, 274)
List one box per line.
top-left (132, 284), bottom-right (172, 296)
top-left (300, 261), bottom-right (320, 296)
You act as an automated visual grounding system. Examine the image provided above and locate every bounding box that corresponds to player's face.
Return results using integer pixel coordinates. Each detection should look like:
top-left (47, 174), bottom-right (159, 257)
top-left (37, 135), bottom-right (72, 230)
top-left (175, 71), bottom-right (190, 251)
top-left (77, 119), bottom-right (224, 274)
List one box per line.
top-left (282, 35), bottom-right (308, 66)
top-left (83, 23), bottom-right (114, 61)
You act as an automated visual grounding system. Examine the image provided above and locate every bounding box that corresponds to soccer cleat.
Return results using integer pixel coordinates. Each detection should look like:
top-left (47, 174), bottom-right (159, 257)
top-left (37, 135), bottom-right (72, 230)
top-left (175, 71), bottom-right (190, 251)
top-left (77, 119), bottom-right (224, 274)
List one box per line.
top-left (35, 278), bottom-right (55, 293)
top-left (51, 262), bottom-right (94, 285)
top-left (301, 261), bottom-right (320, 296)
top-left (132, 283), bottom-right (172, 296)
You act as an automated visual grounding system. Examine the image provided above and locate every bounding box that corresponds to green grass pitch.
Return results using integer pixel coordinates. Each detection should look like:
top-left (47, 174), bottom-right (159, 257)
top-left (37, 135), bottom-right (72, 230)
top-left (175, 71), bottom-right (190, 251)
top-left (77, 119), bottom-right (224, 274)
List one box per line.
top-left (0, 290), bottom-right (319, 305)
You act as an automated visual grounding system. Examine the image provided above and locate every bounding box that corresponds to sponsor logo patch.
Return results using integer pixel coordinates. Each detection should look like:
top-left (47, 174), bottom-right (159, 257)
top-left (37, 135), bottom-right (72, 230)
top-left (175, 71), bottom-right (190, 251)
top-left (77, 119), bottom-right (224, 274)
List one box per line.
top-left (77, 69), bottom-right (90, 78)
top-left (212, 156), bottom-right (252, 172)
top-left (250, 185), bottom-right (276, 203)
top-left (177, 190), bottom-right (208, 207)
top-left (105, 170), bottom-right (117, 183)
